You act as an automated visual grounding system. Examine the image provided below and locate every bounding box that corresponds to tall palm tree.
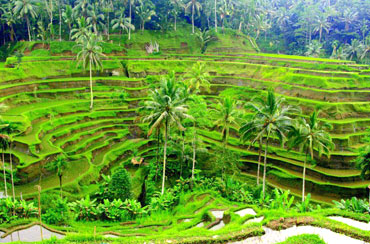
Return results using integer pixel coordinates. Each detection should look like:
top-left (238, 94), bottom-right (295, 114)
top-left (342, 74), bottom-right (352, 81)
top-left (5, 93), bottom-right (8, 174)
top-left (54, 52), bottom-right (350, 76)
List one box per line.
top-left (0, 3), bottom-right (18, 42)
top-left (73, 0), bottom-right (91, 18)
top-left (111, 9), bottom-right (134, 40)
top-left (0, 134), bottom-right (9, 198)
top-left (62, 5), bottom-right (74, 40)
top-left (75, 33), bottom-right (105, 110)
top-left (214, 0), bottom-right (218, 32)
top-left (341, 9), bottom-right (358, 31)
top-left (142, 75), bottom-right (191, 195)
top-left (1, 122), bottom-right (19, 200)
top-left (71, 17), bottom-right (91, 40)
top-left (126, 0), bottom-right (138, 40)
top-left (247, 90), bottom-right (298, 199)
top-left (313, 14), bottom-right (330, 43)
top-left (239, 119), bottom-right (263, 186)
top-left (185, 0), bottom-right (202, 34)
top-left (13, 0), bottom-right (38, 41)
top-left (135, 1), bottom-right (155, 33)
top-left (345, 39), bottom-right (364, 60)
top-left (212, 96), bottom-right (239, 155)
top-left (186, 62), bottom-right (211, 93)
top-left (288, 111), bottom-right (334, 202)
top-left (86, 3), bottom-right (105, 34)
top-left (46, 154), bottom-right (68, 198)
top-left (169, 0), bottom-right (184, 31)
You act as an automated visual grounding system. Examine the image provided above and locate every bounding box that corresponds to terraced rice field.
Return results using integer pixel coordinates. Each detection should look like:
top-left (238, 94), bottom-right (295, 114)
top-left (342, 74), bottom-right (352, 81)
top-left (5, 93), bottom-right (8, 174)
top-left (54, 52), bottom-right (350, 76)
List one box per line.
top-left (2, 51), bottom-right (369, 202)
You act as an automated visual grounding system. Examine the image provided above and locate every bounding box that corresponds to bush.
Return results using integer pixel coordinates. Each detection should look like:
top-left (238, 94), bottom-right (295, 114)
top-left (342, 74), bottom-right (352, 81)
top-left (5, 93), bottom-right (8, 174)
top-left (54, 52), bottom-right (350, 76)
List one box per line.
top-left (0, 198), bottom-right (38, 223)
top-left (333, 197), bottom-right (370, 213)
top-left (42, 198), bottom-right (70, 225)
top-left (108, 167), bottom-right (132, 201)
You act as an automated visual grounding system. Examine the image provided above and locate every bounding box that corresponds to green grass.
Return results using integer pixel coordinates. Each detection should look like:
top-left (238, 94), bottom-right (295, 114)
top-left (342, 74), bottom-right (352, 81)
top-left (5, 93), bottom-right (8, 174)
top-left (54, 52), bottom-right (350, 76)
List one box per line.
top-left (277, 234), bottom-right (326, 244)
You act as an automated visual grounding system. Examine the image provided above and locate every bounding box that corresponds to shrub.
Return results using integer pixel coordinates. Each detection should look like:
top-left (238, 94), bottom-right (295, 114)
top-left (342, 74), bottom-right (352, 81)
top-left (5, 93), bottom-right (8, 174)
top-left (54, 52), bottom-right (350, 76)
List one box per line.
top-left (108, 167), bottom-right (132, 201)
top-left (333, 197), bottom-right (370, 213)
top-left (42, 198), bottom-right (70, 225)
top-left (0, 198), bottom-right (38, 223)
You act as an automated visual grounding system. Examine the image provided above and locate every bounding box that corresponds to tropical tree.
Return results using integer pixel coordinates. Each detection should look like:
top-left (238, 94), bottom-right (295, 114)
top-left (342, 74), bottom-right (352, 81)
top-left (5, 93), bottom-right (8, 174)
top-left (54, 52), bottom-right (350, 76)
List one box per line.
top-left (186, 62), bottom-right (211, 93)
top-left (0, 134), bottom-right (9, 198)
top-left (305, 40), bottom-right (323, 58)
top-left (341, 9), bottom-right (358, 31)
top-left (71, 17), bottom-right (91, 40)
top-left (86, 3), bottom-right (105, 34)
top-left (73, 0), bottom-right (91, 18)
top-left (239, 119), bottom-right (263, 186)
top-left (62, 5), bottom-right (74, 40)
top-left (45, 154), bottom-right (68, 198)
top-left (0, 122), bottom-right (19, 200)
top-left (247, 90), bottom-right (298, 199)
top-left (288, 111), bottom-right (334, 202)
top-left (185, 0), bottom-right (202, 34)
top-left (135, 1), bottom-right (155, 33)
top-left (344, 39), bottom-right (364, 60)
top-left (0, 3), bottom-right (18, 42)
top-left (13, 0), bottom-right (38, 41)
top-left (112, 8), bottom-right (134, 38)
top-left (212, 96), bottom-right (239, 158)
top-left (142, 74), bottom-right (191, 195)
top-left (126, 0), bottom-right (138, 40)
top-left (169, 0), bottom-right (184, 31)
top-left (195, 30), bottom-right (215, 53)
top-left (313, 14), bottom-right (331, 42)
top-left (75, 32), bottom-right (105, 109)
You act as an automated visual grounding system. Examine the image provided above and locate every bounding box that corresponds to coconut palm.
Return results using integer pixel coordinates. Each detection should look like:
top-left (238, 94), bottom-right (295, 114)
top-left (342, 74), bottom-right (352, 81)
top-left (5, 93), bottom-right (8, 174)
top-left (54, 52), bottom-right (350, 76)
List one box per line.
top-left (62, 5), bottom-right (74, 40)
top-left (212, 96), bottom-right (239, 155)
top-left (142, 74), bottom-right (191, 195)
top-left (169, 0), bottom-right (184, 31)
top-left (135, 1), bottom-right (155, 33)
top-left (305, 40), bottom-right (323, 58)
top-left (71, 17), bottom-right (92, 40)
top-left (288, 111), bottom-right (334, 202)
top-left (13, 0), bottom-right (38, 41)
top-left (186, 62), bottom-right (211, 93)
top-left (185, 0), bottom-right (202, 34)
top-left (313, 14), bottom-right (330, 42)
top-left (0, 134), bottom-right (9, 197)
top-left (247, 90), bottom-right (298, 199)
top-left (111, 9), bottom-right (134, 42)
top-left (341, 9), bottom-right (358, 31)
top-left (344, 39), bottom-right (364, 60)
top-left (126, 0), bottom-right (138, 40)
top-left (75, 32), bottom-right (105, 110)
top-left (0, 122), bottom-right (19, 200)
top-left (195, 30), bottom-right (215, 54)
top-left (73, 0), bottom-right (91, 18)
top-left (0, 3), bottom-right (18, 42)
top-left (86, 4), bottom-right (105, 34)
top-left (239, 119), bottom-right (263, 186)
top-left (45, 154), bottom-right (68, 198)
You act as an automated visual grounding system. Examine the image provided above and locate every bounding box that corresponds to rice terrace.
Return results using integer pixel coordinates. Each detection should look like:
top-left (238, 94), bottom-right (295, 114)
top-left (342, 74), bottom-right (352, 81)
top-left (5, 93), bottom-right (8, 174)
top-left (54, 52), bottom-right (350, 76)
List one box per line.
top-left (1, 0), bottom-right (370, 243)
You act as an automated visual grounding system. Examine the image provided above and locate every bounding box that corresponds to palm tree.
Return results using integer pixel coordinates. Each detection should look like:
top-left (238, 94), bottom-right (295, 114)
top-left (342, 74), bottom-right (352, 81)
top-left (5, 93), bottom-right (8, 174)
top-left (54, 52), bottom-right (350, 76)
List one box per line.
top-left (73, 0), bottom-right (91, 18)
top-left (13, 0), bottom-right (38, 42)
top-left (195, 30), bottom-right (215, 54)
top-left (75, 33), bottom-right (105, 110)
top-left (169, 0), bottom-right (184, 31)
top-left (46, 154), bottom-right (68, 198)
top-left (0, 134), bottom-right (9, 197)
top-left (341, 9), bottom-right (358, 31)
top-left (0, 3), bottom-right (18, 42)
top-left (247, 90), bottom-right (298, 199)
top-left (62, 5), bottom-right (74, 40)
top-left (1, 122), bottom-right (19, 200)
top-left (142, 74), bottom-right (191, 195)
top-left (135, 1), bottom-right (155, 33)
top-left (239, 119), bottom-right (263, 186)
top-left (212, 96), bottom-right (239, 157)
top-left (313, 14), bottom-right (330, 42)
top-left (214, 0), bottom-right (218, 32)
top-left (86, 3), bottom-right (105, 34)
top-left (126, 0), bottom-right (138, 40)
top-left (345, 39), bottom-right (364, 60)
top-left (288, 111), bottom-right (334, 202)
top-left (186, 62), bottom-right (211, 93)
top-left (71, 17), bottom-right (91, 40)
top-left (305, 40), bottom-right (323, 58)
top-left (185, 0), bottom-right (202, 34)
top-left (111, 9), bottom-right (134, 40)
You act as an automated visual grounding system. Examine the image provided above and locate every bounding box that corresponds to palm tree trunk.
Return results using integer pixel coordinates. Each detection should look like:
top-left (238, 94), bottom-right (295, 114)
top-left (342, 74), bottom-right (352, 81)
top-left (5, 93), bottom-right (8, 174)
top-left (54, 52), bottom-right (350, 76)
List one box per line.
top-left (192, 4), bottom-right (195, 34)
top-left (59, 174), bottom-right (63, 198)
top-left (191, 126), bottom-right (196, 189)
top-left (180, 131), bottom-right (185, 178)
top-left (129, 2), bottom-right (132, 40)
top-left (9, 142), bottom-right (15, 200)
top-left (319, 28), bottom-right (322, 43)
top-left (59, 0), bottom-right (62, 41)
top-left (155, 129), bottom-right (160, 181)
top-left (89, 60), bottom-right (94, 110)
top-left (174, 15), bottom-right (177, 31)
top-left (107, 13), bottom-right (110, 40)
top-left (161, 120), bottom-right (168, 195)
top-left (26, 16), bottom-right (32, 41)
top-left (2, 150), bottom-right (7, 197)
top-left (302, 149), bottom-right (309, 202)
top-left (257, 140), bottom-right (262, 186)
top-left (214, 0), bottom-right (217, 32)
top-left (262, 136), bottom-right (269, 199)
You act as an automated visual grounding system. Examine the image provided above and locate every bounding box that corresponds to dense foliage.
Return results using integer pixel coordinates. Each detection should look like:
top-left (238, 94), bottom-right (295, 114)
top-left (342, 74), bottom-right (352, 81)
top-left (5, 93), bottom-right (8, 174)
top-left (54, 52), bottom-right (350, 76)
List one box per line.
top-left (1, 0), bottom-right (370, 61)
